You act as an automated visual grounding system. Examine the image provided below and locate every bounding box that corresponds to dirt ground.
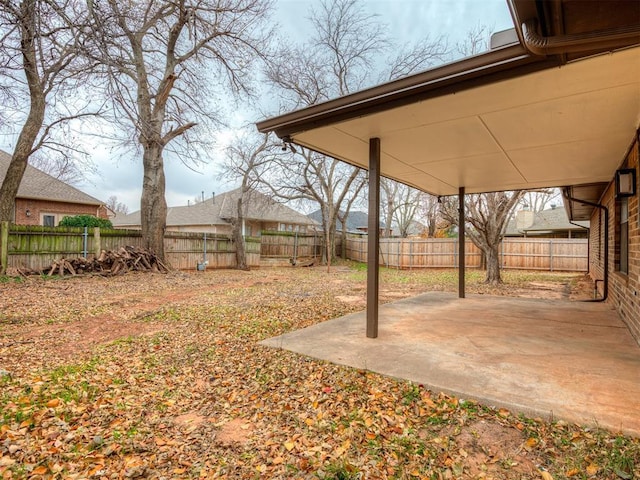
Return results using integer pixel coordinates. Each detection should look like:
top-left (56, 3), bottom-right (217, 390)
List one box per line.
top-left (0, 267), bottom-right (593, 375)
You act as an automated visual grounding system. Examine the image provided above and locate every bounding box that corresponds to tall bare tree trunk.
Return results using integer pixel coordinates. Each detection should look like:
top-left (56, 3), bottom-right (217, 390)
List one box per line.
top-left (0, 0), bottom-right (45, 222)
top-left (340, 228), bottom-right (347, 259)
top-left (384, 196), bottom-right (394, 237)
top-left (140, 144), bottom-right (167, 260)
top-left (233, 196), bottom-right (248, 270)
top-left (484, 243), bottom-right (501, 284)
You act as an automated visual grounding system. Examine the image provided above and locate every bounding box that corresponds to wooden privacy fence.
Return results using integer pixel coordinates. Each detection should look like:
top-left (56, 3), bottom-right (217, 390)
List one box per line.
top-left (260, 231), bottom-right (322, 261)
top-left (345, 236), bottom-right (588, 272)
top-left (0, 223), bottom-right (587, 274)
top-left (0, 222), bottom-right (261, 273)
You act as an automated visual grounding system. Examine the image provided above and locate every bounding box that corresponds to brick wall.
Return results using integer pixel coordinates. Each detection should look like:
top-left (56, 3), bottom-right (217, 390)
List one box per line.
top-left (14, 199), bottom-right (107, 226)
top-left (590, 133), bottom-right (640, 344)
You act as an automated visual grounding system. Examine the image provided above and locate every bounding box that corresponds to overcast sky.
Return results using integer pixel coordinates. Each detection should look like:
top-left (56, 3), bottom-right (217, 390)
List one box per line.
top-left (1, 0), bottom-right (514, 213)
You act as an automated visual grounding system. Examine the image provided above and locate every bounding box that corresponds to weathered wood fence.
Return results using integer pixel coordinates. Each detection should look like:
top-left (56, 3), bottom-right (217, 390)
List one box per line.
top-left (345, 236), bottom-right (588, 272)
top-left (260, 231), bottom-right (322, 261)
top-left (0, 223), bottom-right (262, 273)
top-left (0, 223), bottom-right (587, 274)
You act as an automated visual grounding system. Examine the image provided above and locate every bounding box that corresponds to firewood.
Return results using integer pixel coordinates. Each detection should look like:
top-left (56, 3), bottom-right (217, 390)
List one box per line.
top-left (39, 247), bottom-right (170, 277)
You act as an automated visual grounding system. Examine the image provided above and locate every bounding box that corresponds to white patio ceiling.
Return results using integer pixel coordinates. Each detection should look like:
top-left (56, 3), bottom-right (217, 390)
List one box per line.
top-left (289, 46), bottom-right (640, 197)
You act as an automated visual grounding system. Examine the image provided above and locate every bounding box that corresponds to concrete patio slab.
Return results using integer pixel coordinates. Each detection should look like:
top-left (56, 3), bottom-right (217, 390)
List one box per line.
top-left (261, 293), bottom-right (640, 436)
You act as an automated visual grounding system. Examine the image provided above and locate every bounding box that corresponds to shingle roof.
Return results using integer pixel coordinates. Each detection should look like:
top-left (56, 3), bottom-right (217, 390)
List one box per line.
top-left (504, 207), bottom-right (589, 236)
top-left (0, 149), bottom-right (103, 205)
top-left (114, 188), bottom-right (317, 227)
top-left (308, 209), bottom-right (369, 233)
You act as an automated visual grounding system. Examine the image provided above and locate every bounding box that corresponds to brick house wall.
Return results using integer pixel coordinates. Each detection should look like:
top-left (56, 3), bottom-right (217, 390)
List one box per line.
top-left (14, 198), bottom-right (108, 226)
top-left (590, 133), bottom-right (640, 344)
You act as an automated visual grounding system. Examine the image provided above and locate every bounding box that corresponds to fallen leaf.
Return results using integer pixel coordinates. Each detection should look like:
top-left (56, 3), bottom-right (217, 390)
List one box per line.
top-left (31, 466), bottom-right (48, 475)
top-left (586, 463), bottom-right (599, 476)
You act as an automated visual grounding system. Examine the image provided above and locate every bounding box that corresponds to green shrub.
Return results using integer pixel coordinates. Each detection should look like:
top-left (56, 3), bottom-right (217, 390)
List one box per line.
top-left (58, 215), bottom-right (113, 229)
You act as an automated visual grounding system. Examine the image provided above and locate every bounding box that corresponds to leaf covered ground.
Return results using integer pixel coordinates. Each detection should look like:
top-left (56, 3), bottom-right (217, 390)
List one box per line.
top-left (0, 264), bottom-right (638, 479)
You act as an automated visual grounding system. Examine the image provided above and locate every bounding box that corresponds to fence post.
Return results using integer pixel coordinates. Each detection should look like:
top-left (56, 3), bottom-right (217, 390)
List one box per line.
top-left (94, 227), bottom-right (101, 258)
top-left (204, 232), bottom-right (207, 263)
top-left (0, 221), bottom-right (8, 275)
top-left (453, 238), bottom-right (458, 269)
top-left (82, 227), bottom-right (88, 258)
top-left (549, 239), bottom-right (554, 272)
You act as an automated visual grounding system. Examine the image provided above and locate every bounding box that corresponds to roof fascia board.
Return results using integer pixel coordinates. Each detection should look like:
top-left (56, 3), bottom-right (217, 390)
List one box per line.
top-left (256, 44), bottom-right (554, 138)
top-left (17, 195), bottom-right (102, 206)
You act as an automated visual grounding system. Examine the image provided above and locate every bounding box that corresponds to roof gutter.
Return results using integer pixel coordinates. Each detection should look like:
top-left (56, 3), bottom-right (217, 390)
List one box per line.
top-left (521, 18), bottom-right (640, 56)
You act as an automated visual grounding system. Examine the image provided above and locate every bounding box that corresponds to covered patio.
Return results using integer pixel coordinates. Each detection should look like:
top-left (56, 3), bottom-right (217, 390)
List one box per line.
top-left (257, 0), bottom-right (640, 436)
top-left (257, 0), bottom-right (640, 337)
top-left (261, 293), bottom-right (640, 436)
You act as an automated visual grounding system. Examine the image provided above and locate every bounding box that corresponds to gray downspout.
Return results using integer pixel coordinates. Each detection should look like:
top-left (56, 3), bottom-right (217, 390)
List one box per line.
top-left (562, 188), bottom-right (608, 302)
top-left (458, 187), bottom-right (465, 298)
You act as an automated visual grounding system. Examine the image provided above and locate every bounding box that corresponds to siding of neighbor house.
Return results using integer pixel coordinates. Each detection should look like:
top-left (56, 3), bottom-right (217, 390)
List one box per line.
top-left (114, 188), bottom-right (315, 235)
top-left (14, 198), bottom-right (108, 226)
top-left (590, 133), bottom-right (639, 343)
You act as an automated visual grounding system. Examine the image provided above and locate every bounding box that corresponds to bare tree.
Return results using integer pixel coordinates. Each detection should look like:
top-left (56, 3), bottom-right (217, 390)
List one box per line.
top-left (441, 191), bottom-right (524, 284)
top-left (0, 0), bottom-right (95, 222)
top-left (456, 24), bottom-right (492, 58)
top-left (265, 0), bottom-right (448, 264)
top-left (265, 148), bottom-right (366, 266)
top-left (419, 193), bottom-right (445, 238)
top-left (393, 188), bottom-right (422, 238)
top-left (381, 179), bottom-right (424, 238)
top-left (106, 195), bottom-right (129, 215)
top-left (519, 188), bottom-right (561, 212)
top-left (222, 131), bottom-right (276, 270)
top-left (28, 150), bottom-right (88, 185)
top-left (85, 0), bottom-right (273, 261)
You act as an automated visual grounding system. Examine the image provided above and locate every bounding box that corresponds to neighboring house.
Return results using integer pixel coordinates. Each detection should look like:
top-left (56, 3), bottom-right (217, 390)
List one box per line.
top-left (113, 188), bottom-right (317, 236)
top-left (308, 209), bottom-right (396, 236)
top-left (308, 210), bottom-right (371, 235)
top-left (257, 0), bottom-right (640, 342)
top-left (0, 150), bottom-right (108, 226)
top-left (504, 205), bottom-right (589, 238)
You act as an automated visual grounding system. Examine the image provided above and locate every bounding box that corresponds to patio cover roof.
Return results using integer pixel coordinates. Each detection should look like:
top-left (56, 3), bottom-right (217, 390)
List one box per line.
top-left (257, 0), bottom-right (640, 215)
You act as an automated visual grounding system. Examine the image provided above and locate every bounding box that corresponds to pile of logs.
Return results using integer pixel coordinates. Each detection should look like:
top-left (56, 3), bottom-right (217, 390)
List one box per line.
top-left (42, 246), bottom-right (170, 276)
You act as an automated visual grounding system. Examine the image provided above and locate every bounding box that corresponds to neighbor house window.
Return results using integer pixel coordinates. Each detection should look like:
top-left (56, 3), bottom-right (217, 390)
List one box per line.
top-left (620, 197), bottom-right (629, 274)
top-left (43, 214), bottom-right (55, 227)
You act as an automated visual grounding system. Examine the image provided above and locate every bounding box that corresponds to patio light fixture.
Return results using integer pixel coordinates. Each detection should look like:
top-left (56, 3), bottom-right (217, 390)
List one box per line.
top-left (615, 168), bottom-right (636, 198)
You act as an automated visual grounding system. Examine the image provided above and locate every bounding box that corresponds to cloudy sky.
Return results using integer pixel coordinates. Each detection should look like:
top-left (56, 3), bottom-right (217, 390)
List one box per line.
top-left (1, 0), bottom-right (513, 213)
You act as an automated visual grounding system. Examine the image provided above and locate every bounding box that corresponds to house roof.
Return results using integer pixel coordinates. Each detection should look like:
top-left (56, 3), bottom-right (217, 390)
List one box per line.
top-left (505, 206), bottom-right (590, 236)
top-left (256, 0), bottom-right (640, 220)
top-left (0, 149), bottom-right (104, 206)
top-left (114, 188), bottom-right (317, 228)
top-left (308, 209), bottom-right (369, 233)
